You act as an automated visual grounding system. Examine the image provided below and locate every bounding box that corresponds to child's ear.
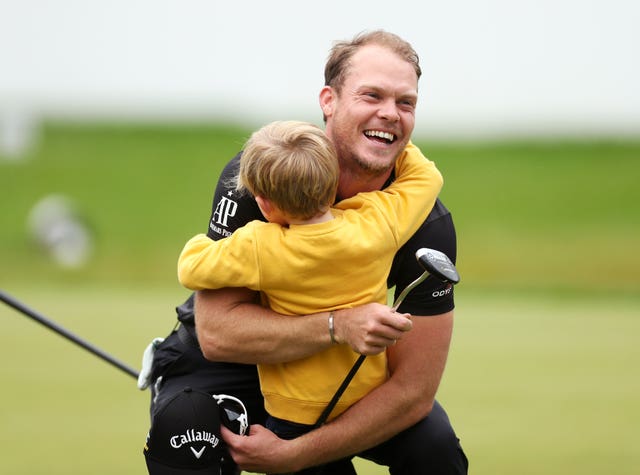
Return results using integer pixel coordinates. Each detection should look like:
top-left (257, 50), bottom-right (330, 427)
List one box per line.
top-left (255, 196), bottom-right (271, 218)
top-left (255, 196), bottom-right (289, 226)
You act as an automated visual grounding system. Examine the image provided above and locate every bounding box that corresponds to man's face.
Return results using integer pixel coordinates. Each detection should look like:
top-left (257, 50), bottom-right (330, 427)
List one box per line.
top-left (321, 44), bottom-right (418, 175)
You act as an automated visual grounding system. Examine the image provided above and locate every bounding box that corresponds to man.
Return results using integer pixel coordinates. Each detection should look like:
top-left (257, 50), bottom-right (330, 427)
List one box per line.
top-left (148, 30), bottom-right (467, 474)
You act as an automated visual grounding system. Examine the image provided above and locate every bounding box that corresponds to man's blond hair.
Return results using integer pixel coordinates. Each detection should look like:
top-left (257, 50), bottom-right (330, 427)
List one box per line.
top-left (238, 121), bottom-right (339, 220)
top-left (324, 30), bottom-right (421, 93)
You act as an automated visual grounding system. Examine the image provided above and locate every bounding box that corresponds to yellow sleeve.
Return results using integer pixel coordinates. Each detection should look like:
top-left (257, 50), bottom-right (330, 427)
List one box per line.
top-left (391, 141), bottom-right (443, 195)
top-left (337, 142), bottom-right (443, 247)
top-left (177, 230), bottom-right (261, 291)
top-left (386, 141), bottom-right (443, 244)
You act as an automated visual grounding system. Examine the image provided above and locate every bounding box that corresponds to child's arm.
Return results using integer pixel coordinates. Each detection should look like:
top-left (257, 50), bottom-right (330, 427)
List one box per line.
top-left (337, 142), bottom-right (443, 247)
top-left (178, 227), bottom-right (261, 291)
top-left (385, 142), bottom-right (443, 245)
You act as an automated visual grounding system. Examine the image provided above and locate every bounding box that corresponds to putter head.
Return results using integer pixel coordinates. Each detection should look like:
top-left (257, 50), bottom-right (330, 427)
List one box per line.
top-left (415, 248), bottom-right (460, 284)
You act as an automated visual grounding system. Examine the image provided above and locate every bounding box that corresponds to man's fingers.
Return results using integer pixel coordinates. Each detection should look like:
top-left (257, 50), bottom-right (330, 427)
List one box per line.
top-left (375, 312), bottom-right (411, 338)
top-left (220, 424), bottom-right (237, 446)
top-left (336, 304), bottom-right (413, 355)
top-left (360, 313), bottom-right (412, 353)
top-left (390, 312), bottom-right (413, 332)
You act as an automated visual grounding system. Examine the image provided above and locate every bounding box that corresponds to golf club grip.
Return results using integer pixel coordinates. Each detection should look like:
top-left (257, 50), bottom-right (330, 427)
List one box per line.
top-left (1, 290), bottom-right (139, 380)
top-left (313, 354), bottom-right (366, 428)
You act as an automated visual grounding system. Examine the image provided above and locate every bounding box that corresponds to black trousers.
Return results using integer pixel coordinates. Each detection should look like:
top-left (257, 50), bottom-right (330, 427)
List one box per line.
top-left (267, 401), bottom-right (468, 475)
top-left (149, 329), bottom-right (468, 475)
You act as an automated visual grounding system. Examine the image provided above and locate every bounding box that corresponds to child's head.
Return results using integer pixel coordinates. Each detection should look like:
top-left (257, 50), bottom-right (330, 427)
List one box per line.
top-left (238, 121), bottom-right (339, 220)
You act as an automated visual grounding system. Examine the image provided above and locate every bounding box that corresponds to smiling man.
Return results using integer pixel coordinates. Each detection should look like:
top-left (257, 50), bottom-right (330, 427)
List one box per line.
top-left (321, 40), bottom-right (419, 199)
top-left (146, 30), bottom-right (468, 475)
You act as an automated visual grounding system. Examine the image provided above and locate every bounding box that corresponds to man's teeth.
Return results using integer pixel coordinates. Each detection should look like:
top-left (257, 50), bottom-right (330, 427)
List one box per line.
top-left (364, 130), bottom-right (395, 142)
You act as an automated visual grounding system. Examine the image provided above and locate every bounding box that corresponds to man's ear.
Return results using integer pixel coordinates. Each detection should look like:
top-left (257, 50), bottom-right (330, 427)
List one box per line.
top-left (319, 86), bottom-right (335, 118)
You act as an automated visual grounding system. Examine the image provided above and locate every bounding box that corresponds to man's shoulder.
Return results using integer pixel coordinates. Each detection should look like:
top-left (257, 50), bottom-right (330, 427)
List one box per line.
top-left (207, 152), bottom-right (265, 240)
top-left (219, 151), bottom-right (242, 177)
top-left (426, 198), bottom-right (451, 224)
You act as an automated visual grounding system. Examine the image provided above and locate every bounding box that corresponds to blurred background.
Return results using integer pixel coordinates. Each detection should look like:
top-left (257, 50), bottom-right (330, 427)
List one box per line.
top-left (1, 1), bottom-right (638, 474)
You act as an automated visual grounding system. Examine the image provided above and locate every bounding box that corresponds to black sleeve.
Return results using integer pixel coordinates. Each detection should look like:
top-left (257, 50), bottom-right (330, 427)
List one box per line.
top-left (205, 152), bottom-right (265, 241)
top-left (175, 152), bottom-right (265, 326)
top-left (387, 198), bottom-right (458, 316)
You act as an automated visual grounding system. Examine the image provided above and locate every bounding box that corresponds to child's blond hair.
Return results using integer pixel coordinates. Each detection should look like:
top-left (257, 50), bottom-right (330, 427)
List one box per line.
top-left (238, 121), bottom-right (339, 220)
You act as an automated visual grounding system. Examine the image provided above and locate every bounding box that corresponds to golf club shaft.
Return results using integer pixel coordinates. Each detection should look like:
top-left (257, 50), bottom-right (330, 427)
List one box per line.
top-left (1, 289), bottom-right (139, 379)
top-left (313, 270), bottom-right (431, 427)
top-left (390, 270), bottom-right (429, 311)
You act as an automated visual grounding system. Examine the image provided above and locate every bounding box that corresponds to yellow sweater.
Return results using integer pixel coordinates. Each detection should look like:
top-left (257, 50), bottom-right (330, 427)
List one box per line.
top-left (178, 143), bottom-right (443, 424)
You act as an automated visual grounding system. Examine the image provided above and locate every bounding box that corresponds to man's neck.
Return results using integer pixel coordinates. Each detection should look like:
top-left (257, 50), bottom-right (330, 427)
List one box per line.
top-left (336, 167), bottom-right (393, 201)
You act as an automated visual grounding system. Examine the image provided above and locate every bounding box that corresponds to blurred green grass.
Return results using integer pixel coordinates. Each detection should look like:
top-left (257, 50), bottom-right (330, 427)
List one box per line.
top-left (2, 285), bottom-right (637, 474)
top-left (431, 140), bottom-right (640, 295)
top-left (1, 123), bottom-right (639, 474)
top-left (1, 122), bottom-right (638, 292)
top-left (0, 122), bottom-right (250, 287)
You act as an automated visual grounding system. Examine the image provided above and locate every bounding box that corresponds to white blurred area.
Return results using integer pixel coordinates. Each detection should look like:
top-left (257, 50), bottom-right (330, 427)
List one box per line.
top-left (1, 0), bottom-right (639, 157)
top-left (27, 194), bottom-right (94, 269)
top-left (0, 108), bottom-right (38, 159)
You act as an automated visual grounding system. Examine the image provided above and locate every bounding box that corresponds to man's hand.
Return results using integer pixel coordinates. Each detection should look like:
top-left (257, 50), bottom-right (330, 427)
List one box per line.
top-left (333, 303), bottom-right (412, 355)
top-left (221, 424), bottom-right (301, 474)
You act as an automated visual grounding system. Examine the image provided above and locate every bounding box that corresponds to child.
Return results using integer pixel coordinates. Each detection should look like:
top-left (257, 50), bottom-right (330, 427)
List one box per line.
top-left (178, 120), bottom-right (442, 435)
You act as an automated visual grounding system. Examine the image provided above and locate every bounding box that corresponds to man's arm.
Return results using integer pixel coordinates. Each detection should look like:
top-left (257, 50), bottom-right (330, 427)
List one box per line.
top-left (194, 288), bottom-right (413, 364)
top-left (221, 310), bottom-right (454, 473)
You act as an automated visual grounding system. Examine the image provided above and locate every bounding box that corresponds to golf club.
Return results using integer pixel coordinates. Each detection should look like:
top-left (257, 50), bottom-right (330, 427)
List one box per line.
top-left (313, 247), bottom-right (460, 428)
top-left (1, 289), bottom-right (139, 380)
